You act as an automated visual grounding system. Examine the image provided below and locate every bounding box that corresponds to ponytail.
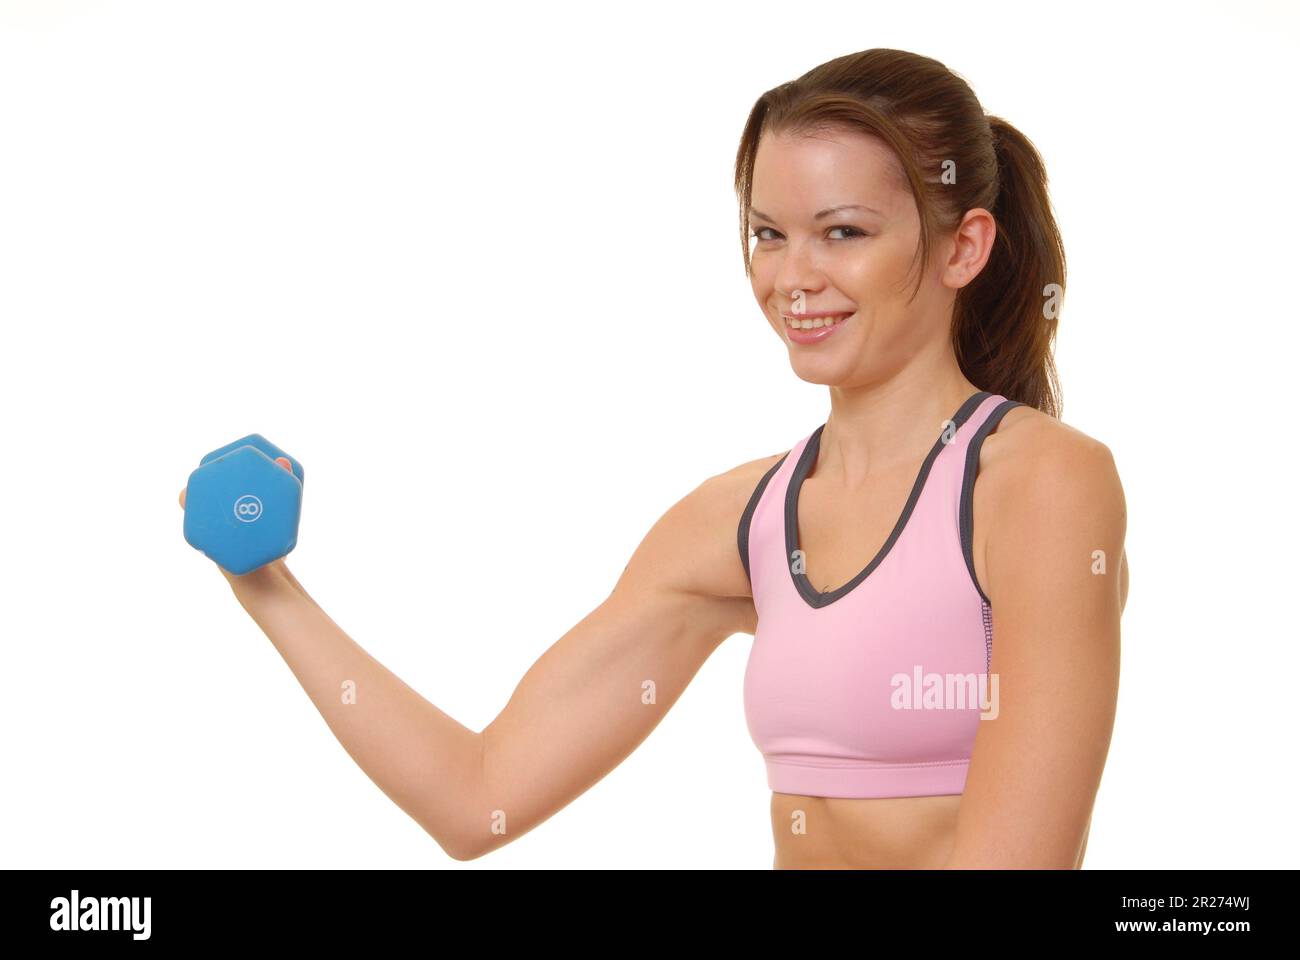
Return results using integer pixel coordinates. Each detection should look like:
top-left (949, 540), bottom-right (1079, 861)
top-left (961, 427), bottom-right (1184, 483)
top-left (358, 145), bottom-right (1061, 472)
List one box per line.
top-left (952, 116), bottom-right (1065, 417)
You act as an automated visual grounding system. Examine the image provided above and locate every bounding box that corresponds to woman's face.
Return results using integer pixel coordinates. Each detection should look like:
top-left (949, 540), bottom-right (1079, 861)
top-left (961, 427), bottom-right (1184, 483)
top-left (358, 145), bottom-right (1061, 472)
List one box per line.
top-left (748, 128), bottom-right (954, 386)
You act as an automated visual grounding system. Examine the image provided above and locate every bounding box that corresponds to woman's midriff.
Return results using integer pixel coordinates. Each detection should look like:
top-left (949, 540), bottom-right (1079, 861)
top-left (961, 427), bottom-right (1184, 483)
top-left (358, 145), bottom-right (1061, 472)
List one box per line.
top-left (769, 792), bottom-right (962, 869)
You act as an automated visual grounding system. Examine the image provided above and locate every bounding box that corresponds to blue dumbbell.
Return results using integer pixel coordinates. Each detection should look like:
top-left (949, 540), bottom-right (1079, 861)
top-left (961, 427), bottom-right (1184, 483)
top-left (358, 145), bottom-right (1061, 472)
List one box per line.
top-left (183, 434), bottom-right (305, 575)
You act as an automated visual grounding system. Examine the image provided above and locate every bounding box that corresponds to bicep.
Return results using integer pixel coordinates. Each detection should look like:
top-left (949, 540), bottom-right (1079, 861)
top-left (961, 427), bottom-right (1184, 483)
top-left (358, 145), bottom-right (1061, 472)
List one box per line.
top-left (948, 438), bottom-right (1125, 869)
top-left (470, 476), bottom-right (752, 858)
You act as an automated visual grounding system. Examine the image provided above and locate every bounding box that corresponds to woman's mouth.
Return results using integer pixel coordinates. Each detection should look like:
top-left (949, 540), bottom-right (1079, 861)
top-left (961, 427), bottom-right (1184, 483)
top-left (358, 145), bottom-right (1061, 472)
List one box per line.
top-left (782, 311), bottom-right (854, 345)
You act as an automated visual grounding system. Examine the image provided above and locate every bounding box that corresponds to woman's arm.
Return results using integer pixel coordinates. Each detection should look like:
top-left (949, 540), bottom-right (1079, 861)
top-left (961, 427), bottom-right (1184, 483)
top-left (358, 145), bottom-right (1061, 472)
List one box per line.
top-left (473, 468), bottom-right (759, 858)
top-left (944, 424), bottom-right (1126, 869)
top-left (182, 463), bottom-right (760, 861)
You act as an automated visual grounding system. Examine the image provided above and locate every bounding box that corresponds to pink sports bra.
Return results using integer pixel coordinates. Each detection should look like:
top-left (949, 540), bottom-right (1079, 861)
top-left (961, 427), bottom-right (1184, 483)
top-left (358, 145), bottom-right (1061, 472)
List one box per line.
top-left (738, 391), bottom-right (1025, 799)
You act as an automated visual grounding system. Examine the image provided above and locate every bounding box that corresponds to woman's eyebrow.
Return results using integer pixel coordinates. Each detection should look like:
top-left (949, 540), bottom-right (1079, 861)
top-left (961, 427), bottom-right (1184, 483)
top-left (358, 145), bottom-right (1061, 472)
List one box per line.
top-left (749, 203), bottom-right (884, 223)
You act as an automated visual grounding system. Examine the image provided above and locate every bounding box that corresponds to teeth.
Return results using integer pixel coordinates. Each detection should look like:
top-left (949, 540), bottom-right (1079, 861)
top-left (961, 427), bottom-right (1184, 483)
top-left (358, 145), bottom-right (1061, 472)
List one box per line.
top-left (785, 313), bottom-right (850, 330)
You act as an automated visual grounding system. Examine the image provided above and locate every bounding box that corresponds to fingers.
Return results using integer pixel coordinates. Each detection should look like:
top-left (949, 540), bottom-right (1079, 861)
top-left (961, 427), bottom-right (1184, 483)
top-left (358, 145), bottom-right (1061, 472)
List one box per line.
top-left (178, 486), bottom-right (186, 509)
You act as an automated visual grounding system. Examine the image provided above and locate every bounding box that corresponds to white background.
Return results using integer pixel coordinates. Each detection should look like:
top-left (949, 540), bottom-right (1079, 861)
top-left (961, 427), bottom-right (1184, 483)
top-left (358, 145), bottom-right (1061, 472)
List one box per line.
top-left (1, 0), bottom-right (1296, 869)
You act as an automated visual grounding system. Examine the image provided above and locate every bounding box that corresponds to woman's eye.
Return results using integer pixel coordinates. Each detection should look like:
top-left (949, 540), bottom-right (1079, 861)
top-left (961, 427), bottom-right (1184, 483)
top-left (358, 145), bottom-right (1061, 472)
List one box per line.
top-left (750, 226), bottom-right (869, 243)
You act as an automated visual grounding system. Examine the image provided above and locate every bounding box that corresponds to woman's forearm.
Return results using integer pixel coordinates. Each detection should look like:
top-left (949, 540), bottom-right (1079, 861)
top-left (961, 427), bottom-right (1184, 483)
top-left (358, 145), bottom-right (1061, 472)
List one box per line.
top-left (228, 565), bottom-right (484, 860)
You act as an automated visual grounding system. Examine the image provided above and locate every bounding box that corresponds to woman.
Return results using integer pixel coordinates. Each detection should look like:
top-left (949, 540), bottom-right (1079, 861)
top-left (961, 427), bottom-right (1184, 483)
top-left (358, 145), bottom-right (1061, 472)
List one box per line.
top-left (178, 48), bottom-right (1126, 869)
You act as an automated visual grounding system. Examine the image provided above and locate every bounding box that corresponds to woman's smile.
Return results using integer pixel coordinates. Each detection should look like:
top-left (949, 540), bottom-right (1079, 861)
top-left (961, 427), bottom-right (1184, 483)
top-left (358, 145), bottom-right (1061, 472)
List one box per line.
top-left (783, 310), bottom-right (855, 345)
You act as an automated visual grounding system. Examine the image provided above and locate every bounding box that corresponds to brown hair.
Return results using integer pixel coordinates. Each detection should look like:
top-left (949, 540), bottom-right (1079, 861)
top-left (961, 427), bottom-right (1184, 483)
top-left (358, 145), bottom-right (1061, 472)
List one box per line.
top-left (734, 48), bottom-right (1064, 417)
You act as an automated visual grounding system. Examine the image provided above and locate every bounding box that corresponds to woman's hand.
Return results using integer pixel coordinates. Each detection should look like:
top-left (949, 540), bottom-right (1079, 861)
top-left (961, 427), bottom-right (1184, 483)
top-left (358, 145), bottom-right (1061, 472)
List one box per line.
top-left (178, 456), bottom-right (309, 600)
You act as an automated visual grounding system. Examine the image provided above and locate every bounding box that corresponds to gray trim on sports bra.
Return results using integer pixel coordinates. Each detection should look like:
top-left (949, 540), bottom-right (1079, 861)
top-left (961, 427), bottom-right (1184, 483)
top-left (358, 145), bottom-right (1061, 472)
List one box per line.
top-left (737, 452), bottom-right (788, 586)
top-left (959, 398), bottom-right (1028, 606)
top-left (784, 390), bottom-right (993, 610)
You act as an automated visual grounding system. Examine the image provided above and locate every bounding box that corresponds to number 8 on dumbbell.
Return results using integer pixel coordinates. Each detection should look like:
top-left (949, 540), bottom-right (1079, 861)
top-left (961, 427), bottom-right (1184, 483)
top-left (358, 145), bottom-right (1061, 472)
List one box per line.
top-left (182, 434), bottom-right (305, 575)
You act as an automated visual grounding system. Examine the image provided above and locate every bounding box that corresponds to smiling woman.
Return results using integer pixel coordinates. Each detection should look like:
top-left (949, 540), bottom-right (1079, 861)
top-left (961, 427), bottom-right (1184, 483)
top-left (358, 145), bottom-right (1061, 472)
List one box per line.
top-left (731, 48), bottom-right (1124, 868)
top-left (178, 47), bottom-right (1123, 870)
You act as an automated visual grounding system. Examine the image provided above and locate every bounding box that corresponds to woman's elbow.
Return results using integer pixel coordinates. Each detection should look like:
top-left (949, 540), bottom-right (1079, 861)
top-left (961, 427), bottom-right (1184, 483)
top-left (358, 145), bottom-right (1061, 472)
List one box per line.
top-left (420, 818), bottom-right (486, 862)
top-left (444, 838), bottom-right (485, 862)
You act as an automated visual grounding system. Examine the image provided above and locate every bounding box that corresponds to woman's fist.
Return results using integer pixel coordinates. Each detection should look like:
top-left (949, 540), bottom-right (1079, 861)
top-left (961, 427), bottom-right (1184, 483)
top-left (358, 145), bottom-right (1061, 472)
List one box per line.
top-left (179, 456), bottom-right (297, 587)
top-left (178, 455), bottom-right (293, 509)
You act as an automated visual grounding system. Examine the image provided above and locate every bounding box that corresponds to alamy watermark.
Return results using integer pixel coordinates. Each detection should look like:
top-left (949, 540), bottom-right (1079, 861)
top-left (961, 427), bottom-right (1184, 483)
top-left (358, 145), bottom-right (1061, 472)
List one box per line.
top-left (50, 890), bottom-right (151, 940)
top-left (891, 665), bottom-right (999, 719)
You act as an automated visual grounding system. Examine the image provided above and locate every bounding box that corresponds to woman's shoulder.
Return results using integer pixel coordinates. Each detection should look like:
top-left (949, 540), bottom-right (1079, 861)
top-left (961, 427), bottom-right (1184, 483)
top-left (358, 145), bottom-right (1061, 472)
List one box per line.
top-left (988, 402), bottom-right (1119, 480)
top-left (613, 449), bottom-right (792, 607)
top-left (705, 449), bottom-right (790, 520)
top-left (981, 402), bottom-right (1127, 602)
